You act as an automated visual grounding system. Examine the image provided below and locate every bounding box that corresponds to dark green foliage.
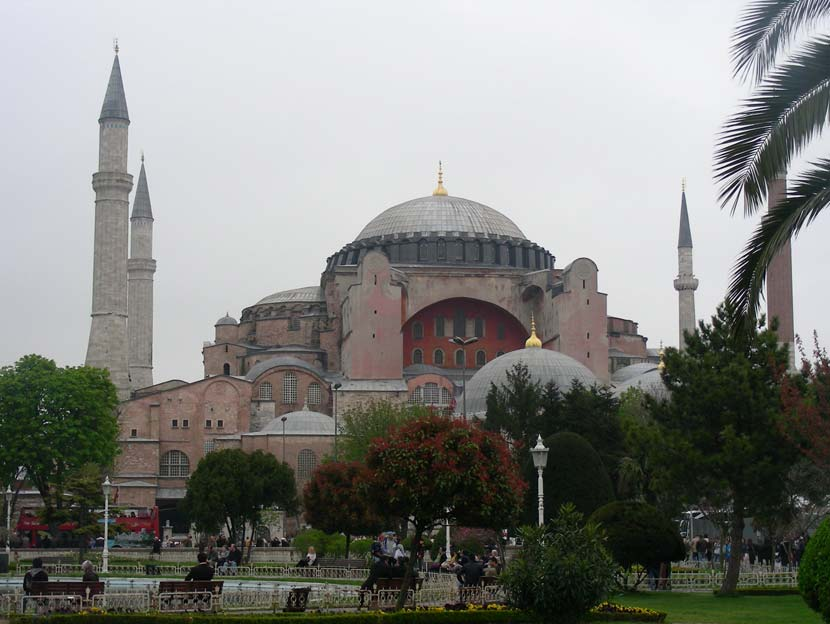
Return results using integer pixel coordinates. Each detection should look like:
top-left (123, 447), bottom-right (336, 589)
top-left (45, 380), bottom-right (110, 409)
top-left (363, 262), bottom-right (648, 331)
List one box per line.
top-left (650, 303), bottom-right (795, 594)
top-left (181, 449), bottom-right (297, 546)
top-left (589, 501), bottom-right (685, 588)
top-left (799, 517), bottom-right (830, 621)
top-left (502, 504), bottom-right (616, 624)
top-left (543, 432), bottom-right (614, 520)
top-left (0, 355), bottom-right (120, 529)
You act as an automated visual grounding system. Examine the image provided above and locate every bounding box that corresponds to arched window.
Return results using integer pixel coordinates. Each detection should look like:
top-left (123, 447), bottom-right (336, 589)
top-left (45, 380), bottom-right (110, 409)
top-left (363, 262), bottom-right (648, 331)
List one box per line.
top-left (437, 239), bottom-right (446, 261)
top-left (435, 316), bottom-right (445, 337)
top-left (423, 383), bottom-right (440, 405)
top-left (288, 316), bottom-right (300, 331)
top-left (307, 382), bottom-right (322, 405)
top-left (474, 318), bottom-right (484, 338)
top-left (433, 349), bottom-right (445, 366)
top-left (441, 387), bottom-right (452, 405)
top-left (409, 386), bottom-right (424, 404)
top-left (258, 381), bottom-right (272, 400)
top-left (160, 450), bottom-right (190, 477)
top-left (283, 372), bottom-right (297, 404)
top-left (475, 350), bottom-right (487, 366)
top-left (223, 363), bottom-right (231, 375)
top-left (412, 349), bottom-right (423, 365)
top-left (297, 449), bottom-right (318, 484)
top-left (413, 322), bottom-right (424, 340)
top-left (455, 349), bottom-right (465, 367)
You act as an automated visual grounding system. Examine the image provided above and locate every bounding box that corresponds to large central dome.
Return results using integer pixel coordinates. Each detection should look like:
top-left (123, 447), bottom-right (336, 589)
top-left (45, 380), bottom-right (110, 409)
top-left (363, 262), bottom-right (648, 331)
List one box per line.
top-left (354, 195), bottom-right (526, 242)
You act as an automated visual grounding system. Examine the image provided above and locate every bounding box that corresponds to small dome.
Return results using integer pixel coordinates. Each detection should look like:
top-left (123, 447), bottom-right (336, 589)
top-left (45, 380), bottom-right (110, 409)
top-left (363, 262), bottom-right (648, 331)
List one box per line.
top-left (611, 362), bottom-right (658, 384)
top-left (261, 406), bottom-right (334, 436)
top-left (255, 286), bottom-right (324, 306)
top-left (613, 369), bottom-right (670, 402)
top-left (215, 314), bottom-right (237, 326)
top-left (464, 347), bottom-right (597, 417)
top-left (354, 195), bottom-right (526, 242)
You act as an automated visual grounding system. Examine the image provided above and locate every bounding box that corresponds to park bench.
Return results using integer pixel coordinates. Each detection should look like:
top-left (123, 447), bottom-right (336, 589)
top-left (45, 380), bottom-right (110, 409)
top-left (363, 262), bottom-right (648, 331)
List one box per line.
top-left (157, 580), bottom-right (223, 612)
top-left (26, 581), bottom-right (105, 614)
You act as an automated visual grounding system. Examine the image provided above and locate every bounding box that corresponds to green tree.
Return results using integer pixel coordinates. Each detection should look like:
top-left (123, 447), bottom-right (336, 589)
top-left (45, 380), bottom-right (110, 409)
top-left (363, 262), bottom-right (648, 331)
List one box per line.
top-left (798, 516), bottom-right (830, 622)
top-left (501, 505), bottom-right (616, 624)
top-left (542, 432), bottom-right (615, 520)
top-left (338, 401), bottom-right (431, 463)
top-left (0, 355), bottom-right (119, 534)
top-left (649, 303), bottom-right (796, 594)
top-left (182, 449), bottom-right (297, 555)
top-left (589, 501), bottom-right (686, 590)
top-left (714, 0), bottom-right (830, 326)
top-left (365, 415), bottom-right (525, 609)
top-left (303, 461), bottom-right (385, 558)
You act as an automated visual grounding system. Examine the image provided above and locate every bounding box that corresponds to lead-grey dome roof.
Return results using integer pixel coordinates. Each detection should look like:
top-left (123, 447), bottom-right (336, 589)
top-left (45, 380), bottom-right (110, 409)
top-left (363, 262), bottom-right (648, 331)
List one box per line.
top-left (612, 369), bottom-right (670, 402)
top-left (260, 406), bottom-right (335, 436)
top-left (464, 348), bottom-right (597, 417)
top-left (256, 286), bottom-right (324, 306)
top-left (215, 314), bottom-right (237, 326)
top-left (611, 363), bottom-right (658, 384)
top-left (355, 195), bottom-right (526, 242)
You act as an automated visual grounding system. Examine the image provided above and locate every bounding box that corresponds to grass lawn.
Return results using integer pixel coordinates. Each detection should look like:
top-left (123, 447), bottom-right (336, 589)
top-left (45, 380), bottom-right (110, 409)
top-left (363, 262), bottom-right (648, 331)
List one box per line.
top-left (614, 591), bottom-right (821, 624)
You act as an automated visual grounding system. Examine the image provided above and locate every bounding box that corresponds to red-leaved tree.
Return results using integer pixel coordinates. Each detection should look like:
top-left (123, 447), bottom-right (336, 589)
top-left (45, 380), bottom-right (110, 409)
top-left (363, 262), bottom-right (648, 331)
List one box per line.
top-left (303, 461), bottom-right (385, 559)
top-left (365, 415), bottom-right (526, 609)
top-left (781, 334), bottom-right (830, 467)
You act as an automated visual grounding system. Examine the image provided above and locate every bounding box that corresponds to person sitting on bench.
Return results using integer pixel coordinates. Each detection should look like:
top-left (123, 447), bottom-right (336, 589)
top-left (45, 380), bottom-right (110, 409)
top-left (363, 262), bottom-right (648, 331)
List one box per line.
top-left (185, 552), bottom-right (214, 581)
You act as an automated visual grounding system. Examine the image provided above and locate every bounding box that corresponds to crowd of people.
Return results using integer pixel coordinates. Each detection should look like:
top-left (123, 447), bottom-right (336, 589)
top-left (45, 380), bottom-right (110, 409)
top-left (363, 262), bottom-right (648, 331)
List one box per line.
top-left (687, 533), bottom-right (811, 570)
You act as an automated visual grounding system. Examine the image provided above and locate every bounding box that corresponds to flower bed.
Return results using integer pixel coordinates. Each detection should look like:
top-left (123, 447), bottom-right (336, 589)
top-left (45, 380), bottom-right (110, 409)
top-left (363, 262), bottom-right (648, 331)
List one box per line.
top-left (588, 601), bottom-right (667, 622)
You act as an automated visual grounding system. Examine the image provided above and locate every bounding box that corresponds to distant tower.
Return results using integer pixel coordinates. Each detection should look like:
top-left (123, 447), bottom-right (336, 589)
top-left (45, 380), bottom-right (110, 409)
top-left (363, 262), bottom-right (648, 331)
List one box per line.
top-left (128, 153), bottom-right (156, 390)
top-left (766, 171), bottom-right (796, 368)
top-left (85, 46), bottom-right (133, 400)
top-left (673, 180), bottom-right (698, 350)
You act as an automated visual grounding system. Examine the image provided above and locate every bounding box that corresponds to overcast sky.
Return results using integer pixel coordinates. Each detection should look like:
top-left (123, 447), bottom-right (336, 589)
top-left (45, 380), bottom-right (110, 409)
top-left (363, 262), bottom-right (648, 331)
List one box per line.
top-left (2, 0), bottom-right (827, 383)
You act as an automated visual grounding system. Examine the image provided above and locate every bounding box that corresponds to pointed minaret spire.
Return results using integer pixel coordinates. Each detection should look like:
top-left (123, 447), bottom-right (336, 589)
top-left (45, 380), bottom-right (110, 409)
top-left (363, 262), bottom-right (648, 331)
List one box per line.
top-left (128, 155), bottom-right (157, 391)
top-left (674, 180), bottom-right (699, 350)
top-left (99, 49), bottom-right (129, 122)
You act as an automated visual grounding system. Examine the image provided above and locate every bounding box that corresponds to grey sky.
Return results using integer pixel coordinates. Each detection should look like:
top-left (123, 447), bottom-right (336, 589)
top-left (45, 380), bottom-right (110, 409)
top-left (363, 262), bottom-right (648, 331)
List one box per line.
top-left (1, 1), bottom-right (827, 383)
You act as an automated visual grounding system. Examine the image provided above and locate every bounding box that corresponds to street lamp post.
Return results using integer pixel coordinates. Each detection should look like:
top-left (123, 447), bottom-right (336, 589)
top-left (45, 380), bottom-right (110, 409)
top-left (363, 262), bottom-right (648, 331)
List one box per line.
top-left (4, 485), bottom-right (11, 556)
top-left (102, 476), bottom-right (111, 573)
top-left (531, 435), bottom-right (549, 527)
top-left (281, 415), bottom-right (288, 463)
top-left (332, 383), bottom-right (342, 461)
top-left (449, 336), bottom-right (479, 419)
top-left (445, 509), bottom-right (451, 559)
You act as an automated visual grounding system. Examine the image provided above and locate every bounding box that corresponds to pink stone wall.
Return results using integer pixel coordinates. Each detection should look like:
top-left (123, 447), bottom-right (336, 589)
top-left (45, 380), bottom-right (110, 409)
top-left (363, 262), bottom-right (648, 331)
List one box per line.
top-left (250, 368), bottom-right (331, 416)
top-left (203, 343), bottom-right (247, 376)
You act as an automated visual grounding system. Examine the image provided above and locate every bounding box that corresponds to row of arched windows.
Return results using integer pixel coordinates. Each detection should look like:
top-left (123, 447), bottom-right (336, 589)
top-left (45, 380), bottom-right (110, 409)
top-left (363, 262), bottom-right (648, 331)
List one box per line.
top-left (257, 375), bottom-right (322, 405)
top-left (409, 382), bottom-right (453, 406)
top-left (412, 348), bottom-right (498, 367)
top-left (412, 317), bottom-right (488, 340)
top-left (160, 447), bottom-right (320, 481)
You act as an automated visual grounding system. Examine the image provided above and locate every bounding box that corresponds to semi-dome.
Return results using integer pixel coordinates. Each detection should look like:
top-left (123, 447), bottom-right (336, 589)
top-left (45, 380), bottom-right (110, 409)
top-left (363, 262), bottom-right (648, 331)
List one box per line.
top-left (611, 362), bottom-right (658, 384)
top-left (215, 314), bottom-right (237, 326)
top-left (260, 404), bottom-right (335, 436)
top-left (256, 286), bottom-right (324, 306)
top-left (354, 195), bottom-right (526, 242)
top-left (613, 369), bottom-right (670, 402)
top-left (464, 347), bottom-right (597, 417)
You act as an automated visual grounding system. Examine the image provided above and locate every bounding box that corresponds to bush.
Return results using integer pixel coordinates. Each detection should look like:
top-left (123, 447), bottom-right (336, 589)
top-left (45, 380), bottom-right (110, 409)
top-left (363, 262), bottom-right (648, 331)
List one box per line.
top-left (589, 501), bottom-right (685, 588)
top-left (543, 432), bottom-right (615, 519)
top-left (501, 503), bottom-right (616, 624)
top-left (799, 517), bottom-right (830, 621)
top-left (292, 529), bottom-right (345, 558)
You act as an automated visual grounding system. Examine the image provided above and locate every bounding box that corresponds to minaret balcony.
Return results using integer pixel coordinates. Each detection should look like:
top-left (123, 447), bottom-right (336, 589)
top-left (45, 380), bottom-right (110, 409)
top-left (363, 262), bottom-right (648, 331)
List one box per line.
top-left (673, 275), bottom-right (699, 291)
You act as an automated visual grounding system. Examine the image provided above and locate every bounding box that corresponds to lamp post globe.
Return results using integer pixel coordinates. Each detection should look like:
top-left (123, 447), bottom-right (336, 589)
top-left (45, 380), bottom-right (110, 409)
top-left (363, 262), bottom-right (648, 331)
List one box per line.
top-left (102, 476), bottom-right (112, 573)
top-left (530, 435), bottom-right (549, 526)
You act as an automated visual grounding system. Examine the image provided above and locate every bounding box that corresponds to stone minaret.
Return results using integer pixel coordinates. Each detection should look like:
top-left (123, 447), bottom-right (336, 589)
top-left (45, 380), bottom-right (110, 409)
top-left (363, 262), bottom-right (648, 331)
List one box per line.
top-left (85, 48), bottom-right (133, 400)
top-left (128, 154), bottom-right (156, 390)
top-left (673, 181), bottom-right (698, 350)
top-left (766, 171), bottom-right (796, 368)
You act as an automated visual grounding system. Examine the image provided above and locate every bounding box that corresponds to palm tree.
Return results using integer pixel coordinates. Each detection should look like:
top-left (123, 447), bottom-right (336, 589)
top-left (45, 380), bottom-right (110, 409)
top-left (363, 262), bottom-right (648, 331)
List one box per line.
top-left (714, 0), bottom-right (830, 329)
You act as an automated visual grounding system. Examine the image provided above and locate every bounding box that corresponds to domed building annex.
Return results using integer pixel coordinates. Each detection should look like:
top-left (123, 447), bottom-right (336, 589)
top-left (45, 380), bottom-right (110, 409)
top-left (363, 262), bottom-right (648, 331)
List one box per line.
top-left (87, 52), bottom-right (695, 526)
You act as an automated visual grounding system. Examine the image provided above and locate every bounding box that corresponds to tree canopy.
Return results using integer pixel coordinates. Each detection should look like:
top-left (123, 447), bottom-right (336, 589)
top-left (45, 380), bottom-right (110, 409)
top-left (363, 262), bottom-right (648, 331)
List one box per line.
top-left (649, 303), bottom-right (796, 593)
top-left (182, 449), bottom-right (297, 548)
top-left (0, 354), bottom-right (120, 526)
top-left (337, 400), bottom-right (431, 462)
top-left (302, 460), bottom-right (385, 558)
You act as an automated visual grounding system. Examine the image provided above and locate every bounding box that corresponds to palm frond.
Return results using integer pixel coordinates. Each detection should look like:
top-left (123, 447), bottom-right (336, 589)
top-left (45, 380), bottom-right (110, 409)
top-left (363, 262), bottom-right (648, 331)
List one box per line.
top-left (732, 0), bottom-right (830, 83)
top-left (715, 36), bottom-right (830, 216)
top-left (727, 158), bottom-right (830, 333)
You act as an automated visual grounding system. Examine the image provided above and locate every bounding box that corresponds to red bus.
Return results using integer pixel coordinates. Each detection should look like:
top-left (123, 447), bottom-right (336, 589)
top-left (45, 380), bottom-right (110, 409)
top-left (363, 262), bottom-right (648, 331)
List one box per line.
top-left (16, 506), bottom-right (160, 547)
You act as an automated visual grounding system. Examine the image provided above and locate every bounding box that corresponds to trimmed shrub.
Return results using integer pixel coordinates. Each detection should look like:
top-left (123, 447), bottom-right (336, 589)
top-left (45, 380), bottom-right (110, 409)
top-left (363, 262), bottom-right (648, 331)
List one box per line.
top-left (799, 517), bottom-right (830, 621)
top-left (543, 432), bottom-right (615, 519)
top-left (292, 529), bottom-right (345, 558)
top-left (589, 501), bottom-right (685, 588)
top-left (501, 504), bottom-right (616, 624)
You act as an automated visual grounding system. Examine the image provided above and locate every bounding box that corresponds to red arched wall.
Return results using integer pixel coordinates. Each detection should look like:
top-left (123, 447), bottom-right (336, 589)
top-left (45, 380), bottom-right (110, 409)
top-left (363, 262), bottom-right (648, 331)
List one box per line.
top-left (402, 298), bottom-right (527, 369)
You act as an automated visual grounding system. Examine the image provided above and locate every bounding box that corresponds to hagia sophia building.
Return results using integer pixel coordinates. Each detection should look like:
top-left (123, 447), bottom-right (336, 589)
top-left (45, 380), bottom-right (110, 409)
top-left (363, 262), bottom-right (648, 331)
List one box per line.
top-left (80, 50), bottom-right (793, 531)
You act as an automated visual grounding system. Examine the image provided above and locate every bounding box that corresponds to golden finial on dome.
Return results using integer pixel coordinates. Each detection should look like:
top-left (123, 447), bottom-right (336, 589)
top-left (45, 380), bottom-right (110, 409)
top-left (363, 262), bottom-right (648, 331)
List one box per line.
top-left (657, 347), bottom-right (666, 372)
top-left (432, 161), bottom-right (448, 196)
top-left (525, 313), bottom-right (542, 349)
